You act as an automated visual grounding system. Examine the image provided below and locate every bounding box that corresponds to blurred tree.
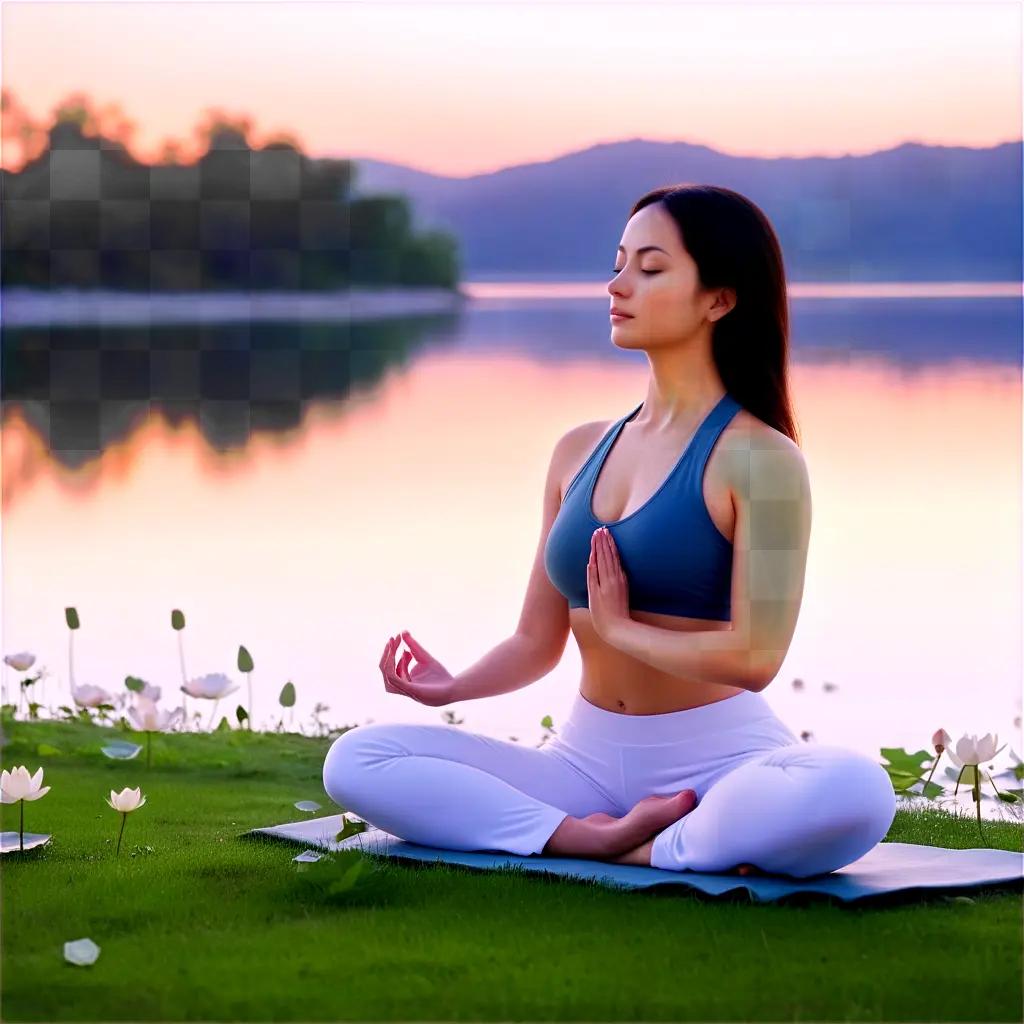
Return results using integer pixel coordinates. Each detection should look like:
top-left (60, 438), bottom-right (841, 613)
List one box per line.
top-left (1, 91), bottom-right (460, 292)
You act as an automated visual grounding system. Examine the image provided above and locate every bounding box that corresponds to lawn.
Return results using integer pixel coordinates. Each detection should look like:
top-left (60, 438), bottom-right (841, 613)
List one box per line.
top-left (2, 718), bottom-right (1021, 1023)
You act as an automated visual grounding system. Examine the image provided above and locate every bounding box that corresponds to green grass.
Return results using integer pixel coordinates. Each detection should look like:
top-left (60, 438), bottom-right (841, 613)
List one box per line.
top-left (2, 718), bottom-right (1021, 1023)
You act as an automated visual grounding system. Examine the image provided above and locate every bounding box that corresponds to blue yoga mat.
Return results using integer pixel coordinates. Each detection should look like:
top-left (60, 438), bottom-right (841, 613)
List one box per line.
top-left (244, 814), bottom-right (1023, 905)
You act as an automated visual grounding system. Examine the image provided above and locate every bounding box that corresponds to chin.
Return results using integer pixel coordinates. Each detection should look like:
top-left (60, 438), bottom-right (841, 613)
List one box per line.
top-left (610, 330), bottom-right (640, 348)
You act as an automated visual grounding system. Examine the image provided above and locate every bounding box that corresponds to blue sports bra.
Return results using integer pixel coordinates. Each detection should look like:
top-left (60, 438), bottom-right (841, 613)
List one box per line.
top-left (543, 392), bottom-right (741, 620)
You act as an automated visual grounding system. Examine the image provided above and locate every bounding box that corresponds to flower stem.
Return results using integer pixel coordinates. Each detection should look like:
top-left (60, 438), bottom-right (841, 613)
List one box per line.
top-left (19, 799), bottom-right (24, 851)
top-left (985, 769), bottom-right (1005, 800)
top-left (146, 730), bottom-right (152, 769)
top-left (177, 633), bottom-right (189, 731)
top-left (973, 773), bottom-right (983, 842)
top-left (923, 752), bottom-right (942, 788)
top-left (116, 812), bottom-right (127, 855)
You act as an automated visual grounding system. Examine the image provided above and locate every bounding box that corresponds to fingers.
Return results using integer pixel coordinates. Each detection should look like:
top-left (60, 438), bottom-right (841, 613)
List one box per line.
top-left (379, 635), bottom-right (415, 700)
top-left (593, 527), bottom-right (622, 581)
top-left (401, 629), bottom-right (431, 663)
top-left (397, 648), bottom-right (412, 682)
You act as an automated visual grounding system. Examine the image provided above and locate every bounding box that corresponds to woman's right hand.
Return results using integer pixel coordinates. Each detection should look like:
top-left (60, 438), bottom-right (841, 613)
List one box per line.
top-left (379, 630), bottom-right (458, 708)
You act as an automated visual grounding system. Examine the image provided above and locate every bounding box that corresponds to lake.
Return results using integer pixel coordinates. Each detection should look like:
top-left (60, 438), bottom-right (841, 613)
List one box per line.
top-left (1, 280), bottom-right (1020, 816)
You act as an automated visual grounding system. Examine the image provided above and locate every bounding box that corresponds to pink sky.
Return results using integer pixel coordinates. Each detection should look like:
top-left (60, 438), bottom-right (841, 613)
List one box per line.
top-left (2, 0), bottom-right (1021, 176)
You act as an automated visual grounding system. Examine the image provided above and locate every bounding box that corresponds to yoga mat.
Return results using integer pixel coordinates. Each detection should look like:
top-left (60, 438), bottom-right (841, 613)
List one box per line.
top-left (243, 814), bottom-right (1024, 905)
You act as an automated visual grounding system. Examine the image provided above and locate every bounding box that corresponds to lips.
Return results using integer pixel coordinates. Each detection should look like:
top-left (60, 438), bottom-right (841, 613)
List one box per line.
top-left (610, 309), bottom-right (633, 318)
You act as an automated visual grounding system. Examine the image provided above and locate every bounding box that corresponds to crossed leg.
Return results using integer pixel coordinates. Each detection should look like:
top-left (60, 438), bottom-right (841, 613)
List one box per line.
top-left (322, 721), bottom-right (627, 857)
top-left (644, 743), bottom-right (898, 878)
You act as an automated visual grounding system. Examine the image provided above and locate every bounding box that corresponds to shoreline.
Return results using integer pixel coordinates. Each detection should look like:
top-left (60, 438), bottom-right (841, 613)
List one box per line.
top-left (0, 286), bottom-right (468, 327)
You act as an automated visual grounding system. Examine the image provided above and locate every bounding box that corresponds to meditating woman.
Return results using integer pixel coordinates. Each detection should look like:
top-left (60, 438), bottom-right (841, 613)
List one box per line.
top-left (322, 183), bottom-right (896, 878)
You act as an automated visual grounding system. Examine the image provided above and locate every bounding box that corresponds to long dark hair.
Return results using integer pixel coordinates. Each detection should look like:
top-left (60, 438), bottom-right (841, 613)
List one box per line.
top-left (628, 184), bottom-right (800, 447)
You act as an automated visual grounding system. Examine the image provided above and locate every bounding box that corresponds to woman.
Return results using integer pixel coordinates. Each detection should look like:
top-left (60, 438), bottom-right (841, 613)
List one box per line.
top-left (322, 184), bottom-right (896, 878)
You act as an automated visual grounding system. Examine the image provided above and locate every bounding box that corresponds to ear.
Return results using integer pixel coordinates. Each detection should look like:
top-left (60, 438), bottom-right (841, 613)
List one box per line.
top-left (710, 286), bottom-right (737, 322)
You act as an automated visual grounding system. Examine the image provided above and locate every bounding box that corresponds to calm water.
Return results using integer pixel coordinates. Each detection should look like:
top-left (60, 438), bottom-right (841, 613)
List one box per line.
top-left (2, 281), bottom-right (1021, 811)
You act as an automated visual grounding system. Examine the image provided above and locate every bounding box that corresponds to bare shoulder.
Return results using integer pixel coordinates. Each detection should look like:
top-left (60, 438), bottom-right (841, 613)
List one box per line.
top-left (553, 417), bottom-right (616, 500)
top-left (717, 409), bottom-right (809, 494)
top-left (721, 408), bottom-right (799, 452)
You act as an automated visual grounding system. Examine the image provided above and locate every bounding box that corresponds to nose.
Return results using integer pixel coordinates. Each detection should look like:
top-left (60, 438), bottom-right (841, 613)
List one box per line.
top-left (607, 276), bottom-right (628, 300)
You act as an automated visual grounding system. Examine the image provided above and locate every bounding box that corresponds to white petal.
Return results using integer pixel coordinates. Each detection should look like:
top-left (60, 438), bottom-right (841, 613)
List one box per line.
top-left (976, 733), bottom-right (999, 762)
top-left (4, 652), bottom-right (36, 671)
top-left (63, 938), bottom-right (100, 966)
top-left (4, 769), bottom-right (29, 801)
top-left (954, 734), bottom-right (978, 765)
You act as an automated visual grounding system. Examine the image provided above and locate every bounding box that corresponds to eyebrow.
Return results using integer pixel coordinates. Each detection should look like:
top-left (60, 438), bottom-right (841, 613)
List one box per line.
top-left (616, 245), bottom-right (669, 256)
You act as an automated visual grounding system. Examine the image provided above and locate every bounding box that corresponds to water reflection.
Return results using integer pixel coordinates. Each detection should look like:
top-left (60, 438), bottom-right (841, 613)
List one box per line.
top-left (3, 313), bottom-right (460, 466)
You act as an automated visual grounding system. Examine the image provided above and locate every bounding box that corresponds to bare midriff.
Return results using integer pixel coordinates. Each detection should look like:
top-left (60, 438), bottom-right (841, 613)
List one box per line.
top-left (572, 608), bottom-right (746, 715)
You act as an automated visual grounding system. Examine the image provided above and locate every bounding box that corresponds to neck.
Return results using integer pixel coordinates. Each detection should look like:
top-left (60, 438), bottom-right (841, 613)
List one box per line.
top-left (638, 334), bottom-right (725, 429)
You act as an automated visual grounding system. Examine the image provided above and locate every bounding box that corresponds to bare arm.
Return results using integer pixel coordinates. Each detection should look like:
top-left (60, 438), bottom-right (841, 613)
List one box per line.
top-left (450, 633), bottom-right (559, 702)
top-left (448, 428), bottom-right (578, 701)
top-left (606, 434), bottom-right (812, 692)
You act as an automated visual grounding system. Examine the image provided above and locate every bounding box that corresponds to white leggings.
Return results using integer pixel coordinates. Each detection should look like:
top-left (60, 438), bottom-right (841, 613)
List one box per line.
top-left (322, 688), bottom-right (897, 878)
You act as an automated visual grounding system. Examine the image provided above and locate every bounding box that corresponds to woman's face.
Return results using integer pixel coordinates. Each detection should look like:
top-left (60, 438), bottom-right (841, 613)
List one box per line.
top-left (607, 203), bottom-right (726, 350)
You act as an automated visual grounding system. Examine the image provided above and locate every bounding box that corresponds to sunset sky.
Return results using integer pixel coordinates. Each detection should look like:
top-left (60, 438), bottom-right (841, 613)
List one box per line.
top-left (2, 0), bottom-right (1021, 176)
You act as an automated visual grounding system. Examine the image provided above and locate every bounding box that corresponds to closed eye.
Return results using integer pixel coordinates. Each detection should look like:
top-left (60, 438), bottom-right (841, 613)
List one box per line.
top-left (612, 268), bottom-right (660, 275)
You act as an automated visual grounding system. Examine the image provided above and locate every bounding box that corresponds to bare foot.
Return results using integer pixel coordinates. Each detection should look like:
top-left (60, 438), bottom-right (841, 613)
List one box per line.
top-left (609, 789), bottom-right (705, 866)
top-left (609, 836), bottom-right (655, 866)
top-left (543, 790), bottom-right (698, 859)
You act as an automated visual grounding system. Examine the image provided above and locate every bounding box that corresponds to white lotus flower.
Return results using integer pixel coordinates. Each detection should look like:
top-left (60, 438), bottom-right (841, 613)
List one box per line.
top-left (106, 786), bottom-right (146, 813)
top-left (64, 938), bottom-right (100, 966)
top-left (944, 732), bottom-right (1010, 841)
top-left (946, 732), bottom-right (1007, 769)
top-left (0, 765), bottom-right (51, 803)
top-left (4, 652), bottom-right (36, 671)
top-left (72, 683), bottom-right (115, 708)
top-left (128, 696), bottom-right (180, 733)
top-left (181, 672), bottom-right (239, 700)
top-left (106, 786), bottom-right (146, 856)
top-left (138, 681), bottom-right (162, 703)
top-left (2, 766), bottom-right (51, 852)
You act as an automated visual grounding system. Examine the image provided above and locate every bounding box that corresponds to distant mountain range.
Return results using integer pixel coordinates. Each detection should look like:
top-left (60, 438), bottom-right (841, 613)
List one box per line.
top-left (346, 138), bottom-right (1022, 281)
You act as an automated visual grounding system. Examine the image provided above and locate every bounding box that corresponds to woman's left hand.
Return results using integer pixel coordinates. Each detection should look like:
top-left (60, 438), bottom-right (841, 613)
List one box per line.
top-left (587, 526), bottom-right (632, 643)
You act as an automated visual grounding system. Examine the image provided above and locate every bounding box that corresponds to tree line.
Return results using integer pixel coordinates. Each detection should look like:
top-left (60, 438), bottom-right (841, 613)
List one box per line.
top-left (1, 97), bottom-right (460, 292)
